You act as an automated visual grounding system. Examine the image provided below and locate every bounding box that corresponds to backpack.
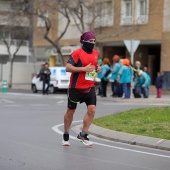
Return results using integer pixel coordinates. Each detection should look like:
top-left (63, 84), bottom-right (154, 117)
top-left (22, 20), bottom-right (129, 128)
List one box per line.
top-left (102, 68), bottom-right (111, 81)
top-left (104, 69), bottom-right (111, 78)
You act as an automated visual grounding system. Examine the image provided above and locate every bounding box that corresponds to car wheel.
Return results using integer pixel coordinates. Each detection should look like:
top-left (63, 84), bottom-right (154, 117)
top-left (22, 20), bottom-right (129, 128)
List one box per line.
top-left (49, 85), bottom-right (55, 94)
top-left (32, 84), bottom-right (37, 93)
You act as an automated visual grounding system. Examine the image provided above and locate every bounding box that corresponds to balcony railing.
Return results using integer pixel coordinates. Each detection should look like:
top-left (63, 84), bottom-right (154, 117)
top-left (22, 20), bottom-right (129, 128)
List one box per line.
top-left (0, 39), bottom-right (29, 46)
top-left (0, 15), bottom-right (30, 27)
top-left (137, 15), bottom-right (148, 24)
top-left (122, 16), bottom-right (132, 24)
top-left (0, 39), bottom-right (29, 56)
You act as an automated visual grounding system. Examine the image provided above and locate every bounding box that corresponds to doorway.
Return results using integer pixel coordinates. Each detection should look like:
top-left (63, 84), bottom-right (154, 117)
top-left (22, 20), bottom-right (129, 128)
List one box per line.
top-left (148, 45), bottom-right (161, 84)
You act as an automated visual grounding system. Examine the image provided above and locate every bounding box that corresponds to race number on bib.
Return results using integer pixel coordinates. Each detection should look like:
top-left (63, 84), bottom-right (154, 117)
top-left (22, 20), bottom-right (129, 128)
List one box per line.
top-left (85, 71), bottom-right (96, 81)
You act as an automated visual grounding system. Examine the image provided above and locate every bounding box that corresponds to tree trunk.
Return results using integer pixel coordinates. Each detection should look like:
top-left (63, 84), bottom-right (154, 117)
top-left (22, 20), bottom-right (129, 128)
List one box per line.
top-left (8, 55), bottom-right (14, 88)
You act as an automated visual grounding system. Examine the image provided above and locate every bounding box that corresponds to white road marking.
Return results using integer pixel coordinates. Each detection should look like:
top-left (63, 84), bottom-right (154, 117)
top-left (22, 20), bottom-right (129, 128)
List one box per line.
top-left (0, 99), bottom-right (15, 104)
top-left (0, 92), bottom-right (44, 97)
top-left (52, 120), bottom-right (170, 159)
top-left (57, 100), bottom-right (64, 104)
top-left (4, 105), bottom-right (22, 107)
top-left (53, 96), bottom-right (66, 99)
top-left (30, 104), bottom-right (49, 107)
top-left (0, 92), bottom-right (67, 99)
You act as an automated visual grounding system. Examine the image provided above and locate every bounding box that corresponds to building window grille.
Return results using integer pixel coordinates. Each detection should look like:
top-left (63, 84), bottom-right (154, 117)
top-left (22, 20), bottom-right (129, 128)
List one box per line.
top-left (140, 0), bottom-right (147, 15)
top-left (136, 0), bottom-right (148, 24)
top-left (125, 1), bottom-right (132, 16)
top-left (121, 0), bottom-right (133, 25)
top-left (94, 1), bottom-right (113, 28)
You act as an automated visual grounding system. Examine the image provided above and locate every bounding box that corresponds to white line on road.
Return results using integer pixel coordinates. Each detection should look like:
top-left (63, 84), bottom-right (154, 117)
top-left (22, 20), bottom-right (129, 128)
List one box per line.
top-left (3, 105), bottom-right (22, 107)
top-left (30, 104), bottom-right (49, 107)
top-left (52, 120), bottom-right (170, 159)
top-left (0, 92), bottom-right (67, 99)
top-left (57, 100), bottom-right (64, 104)
top-left (0, 92), bottom-right (43, 97)
top-left (0, 99), bottom-right (15, 104)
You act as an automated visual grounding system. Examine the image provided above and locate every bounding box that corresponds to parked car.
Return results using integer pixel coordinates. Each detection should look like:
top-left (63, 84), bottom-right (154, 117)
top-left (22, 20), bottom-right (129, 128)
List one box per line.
top-left (31, 67), bottom-right (71, 93)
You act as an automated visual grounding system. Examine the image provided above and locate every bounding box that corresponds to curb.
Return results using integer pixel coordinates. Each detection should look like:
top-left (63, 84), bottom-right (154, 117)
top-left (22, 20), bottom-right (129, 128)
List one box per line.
top-left (72, 123), bottom-right (170, 151)
top-left (96, 96), bottom-right (170, 105)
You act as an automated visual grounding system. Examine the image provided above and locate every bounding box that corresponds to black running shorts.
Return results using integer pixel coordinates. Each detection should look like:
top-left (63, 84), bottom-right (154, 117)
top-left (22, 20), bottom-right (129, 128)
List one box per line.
top-left (67, 87), bottom-right (96, 109)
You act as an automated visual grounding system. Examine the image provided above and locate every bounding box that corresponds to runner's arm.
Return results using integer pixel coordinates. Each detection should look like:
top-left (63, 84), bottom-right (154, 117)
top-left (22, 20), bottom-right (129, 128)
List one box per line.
top-left (66, 63), bottom-right (95, 73)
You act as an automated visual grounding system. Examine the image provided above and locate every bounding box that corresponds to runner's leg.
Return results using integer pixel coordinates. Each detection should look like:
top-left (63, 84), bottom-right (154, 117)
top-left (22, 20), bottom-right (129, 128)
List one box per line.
top-left (82, 105), bottom-right (96, 132)
top-left (64, 108), bottom-right (75, 133)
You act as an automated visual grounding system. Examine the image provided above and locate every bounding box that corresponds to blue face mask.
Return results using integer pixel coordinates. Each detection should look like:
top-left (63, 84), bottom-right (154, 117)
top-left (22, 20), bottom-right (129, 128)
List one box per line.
top-left (82, 41), bottom-right (95, 54)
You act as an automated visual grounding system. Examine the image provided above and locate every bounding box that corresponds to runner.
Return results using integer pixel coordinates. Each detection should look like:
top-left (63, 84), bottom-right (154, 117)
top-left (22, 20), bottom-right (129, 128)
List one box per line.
top-left (62, 31), bottom-right (100, 146)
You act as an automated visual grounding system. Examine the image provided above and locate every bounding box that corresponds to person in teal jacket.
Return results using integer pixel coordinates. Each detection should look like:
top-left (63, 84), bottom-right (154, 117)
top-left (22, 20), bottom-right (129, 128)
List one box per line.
top-left (100, 57), bottom-right (111, 97)
top-left (134, 70), bottom-right (151, 98)
top-left (96, 59), bottom-right (103, 95)
top-left (117, 59), bottom-right (133, 99)
top-left (110, 55), bottom-right (122, 97)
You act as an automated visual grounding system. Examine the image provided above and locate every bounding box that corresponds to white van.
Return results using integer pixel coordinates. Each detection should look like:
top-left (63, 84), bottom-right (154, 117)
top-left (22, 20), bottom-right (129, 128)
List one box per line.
top-left (31, 67), bottom-right (71, 93)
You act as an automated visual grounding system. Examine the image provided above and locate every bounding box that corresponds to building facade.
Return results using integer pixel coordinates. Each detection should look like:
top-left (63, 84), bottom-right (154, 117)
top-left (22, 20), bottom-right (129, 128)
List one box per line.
top-left (2, 0), bottom-right (169, 84)
top-left (58, 0), bottom-right (170, 84)
top-left (0, 0), bottom-right (32, 64)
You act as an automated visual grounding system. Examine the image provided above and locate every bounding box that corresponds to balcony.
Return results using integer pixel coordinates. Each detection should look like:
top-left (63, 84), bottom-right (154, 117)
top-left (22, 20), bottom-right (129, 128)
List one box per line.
top-left (122, 16), bottom-right (133, 25)
top-left (0, 15), bottom-right (30, 27)
top-left (0, 39), bottom-right (29, 56)
top-left (136, 15), bottom-right (148, 24)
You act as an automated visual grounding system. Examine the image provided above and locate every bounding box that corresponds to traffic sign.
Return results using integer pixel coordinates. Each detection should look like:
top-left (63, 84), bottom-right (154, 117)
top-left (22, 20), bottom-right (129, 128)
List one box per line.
top-left (123, 40), bottom-right (140, 64)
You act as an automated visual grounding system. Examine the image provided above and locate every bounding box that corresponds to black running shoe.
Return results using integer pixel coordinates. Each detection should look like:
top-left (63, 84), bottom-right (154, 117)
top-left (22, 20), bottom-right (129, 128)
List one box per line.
top-left (62, 133), bottom-right (70, 146)
top-left (77, 132), bottom-right (93, 146)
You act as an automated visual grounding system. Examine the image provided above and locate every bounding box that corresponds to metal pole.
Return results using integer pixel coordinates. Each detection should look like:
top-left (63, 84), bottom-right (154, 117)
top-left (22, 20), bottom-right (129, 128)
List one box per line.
top-left (130, 40), bottom-right (134, 98)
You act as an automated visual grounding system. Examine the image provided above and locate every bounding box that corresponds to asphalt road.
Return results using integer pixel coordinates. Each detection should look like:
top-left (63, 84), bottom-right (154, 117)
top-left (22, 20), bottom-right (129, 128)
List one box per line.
top-left (0, 92), bottom-right (170, 170)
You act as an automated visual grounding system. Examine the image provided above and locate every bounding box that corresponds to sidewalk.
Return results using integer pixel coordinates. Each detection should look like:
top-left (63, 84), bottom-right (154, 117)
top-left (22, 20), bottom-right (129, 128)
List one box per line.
top-left (97, 84), bottom-right (170, 105)
top-left (0, 83), bottom-right (31, 94)
top-left (0, 83), bottom-right (31, 90)
top-left (72, 123), bottom-right (170, 151)
top-left (97, 94), bottom-right (170, 105)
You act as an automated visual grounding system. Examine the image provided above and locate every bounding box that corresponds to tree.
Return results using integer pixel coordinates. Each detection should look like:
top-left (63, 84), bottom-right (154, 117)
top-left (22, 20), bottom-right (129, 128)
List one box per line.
top-left (0, 0), bottom-right (31, 88)
top-left (33, 0), bottom-right (108, 65)
top-left (34, 0), bottom-right (71, 66)
top-left (33, 0), bottom-right (112, 66)
top-left (67, 0), bottom-right (98, 34)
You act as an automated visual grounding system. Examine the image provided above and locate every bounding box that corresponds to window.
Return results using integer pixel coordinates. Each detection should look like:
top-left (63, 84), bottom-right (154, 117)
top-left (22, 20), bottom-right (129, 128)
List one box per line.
top-left (136, 0), bottom-right (148, 24)
top-left (125, 1), bottom-right (132, 16)
top-left (70, 11), bottom-right (80, 25)
top-left (139, 0), bottom-right (147, 15)
top-left (37, 10), bottom-right (48, 27)
top-left (0, 1), bottom-right (12, 12)
top-left (121, 0), bottom-right (133, 25)
top-left (84, 8), bottom-right (93, 24)
top-left (94, 3), bottom-right (102, 28)
top-left (0, 31), bottom-right (10, 39)
top-left (94, 1), bottom-right (113, 28)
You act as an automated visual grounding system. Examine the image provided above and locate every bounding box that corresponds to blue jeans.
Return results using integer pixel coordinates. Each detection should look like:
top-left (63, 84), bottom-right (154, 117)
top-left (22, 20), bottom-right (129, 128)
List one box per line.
top-left (135, 86), bottom-right (142, 98)
top-left (115, 81), bottom-right (123, 97)
top-left (112, 81), bottom-right (123, 97)
top-left (111, 82), bottom-right (115, 96)
top-left (43, 79), bottom-right (50, 94)
top-left (97, 85), bottom-right (103, 96)
top-left (142, 87), bottom-right (149, 98)
top-left (122, 83), bottom-right (131, 98)
top-left (101, 79), bottom-right (108, 97)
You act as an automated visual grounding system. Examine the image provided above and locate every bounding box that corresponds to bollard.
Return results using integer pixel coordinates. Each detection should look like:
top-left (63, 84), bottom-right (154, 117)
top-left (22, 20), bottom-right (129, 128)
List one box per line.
top-left (3, 80), bottom-right (7, 93)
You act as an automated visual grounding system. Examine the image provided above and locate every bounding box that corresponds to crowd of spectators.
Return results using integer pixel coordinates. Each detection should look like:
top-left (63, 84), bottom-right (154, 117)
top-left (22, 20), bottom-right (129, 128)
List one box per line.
top-left (96, 55), bottom-right (163, 99)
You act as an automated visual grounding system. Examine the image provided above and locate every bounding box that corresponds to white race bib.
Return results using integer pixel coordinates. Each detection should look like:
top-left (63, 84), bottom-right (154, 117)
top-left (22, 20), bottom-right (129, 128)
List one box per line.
top-left (85, 71), bottom-right (96, 81)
